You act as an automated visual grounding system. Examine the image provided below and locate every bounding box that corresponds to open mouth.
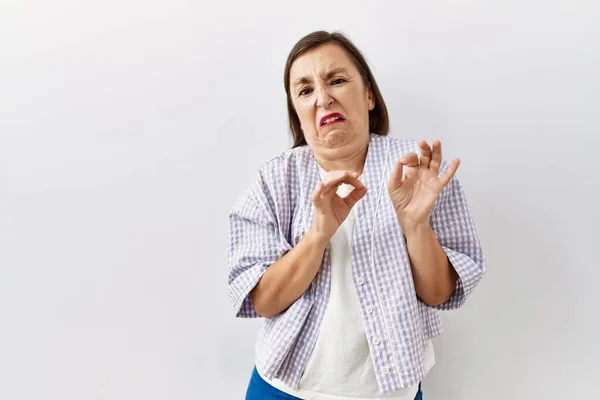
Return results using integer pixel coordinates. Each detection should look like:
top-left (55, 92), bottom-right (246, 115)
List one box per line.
top-left (319, 113), bottom-right (346, 128)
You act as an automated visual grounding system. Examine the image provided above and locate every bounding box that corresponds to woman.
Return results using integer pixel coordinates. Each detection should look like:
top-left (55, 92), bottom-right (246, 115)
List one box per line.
top-left (227, 31), bottom-right (486, 400)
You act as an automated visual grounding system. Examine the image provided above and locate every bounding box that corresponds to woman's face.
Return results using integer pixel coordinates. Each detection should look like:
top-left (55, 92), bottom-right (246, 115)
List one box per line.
top-left (289, 43), bottom-right (374, 158)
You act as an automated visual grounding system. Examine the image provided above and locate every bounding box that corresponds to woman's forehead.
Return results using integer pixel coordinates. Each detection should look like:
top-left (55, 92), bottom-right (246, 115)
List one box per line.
top-left (290, 44), bottom-right (357, 81)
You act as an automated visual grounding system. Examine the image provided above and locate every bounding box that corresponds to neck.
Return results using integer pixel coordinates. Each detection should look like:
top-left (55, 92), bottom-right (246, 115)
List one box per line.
top-left (314, 139), bottom-right (369, 174)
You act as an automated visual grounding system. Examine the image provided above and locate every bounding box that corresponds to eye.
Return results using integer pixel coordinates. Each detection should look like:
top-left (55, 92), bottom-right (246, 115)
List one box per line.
top-left (331, 78), bottom-right (346, 85)
top-left (298, 87), bottom-right (313, 97)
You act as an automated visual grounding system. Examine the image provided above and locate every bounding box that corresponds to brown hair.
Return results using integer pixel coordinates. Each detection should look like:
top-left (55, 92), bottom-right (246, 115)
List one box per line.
top-left (283, 31), bottom-right (390, 148)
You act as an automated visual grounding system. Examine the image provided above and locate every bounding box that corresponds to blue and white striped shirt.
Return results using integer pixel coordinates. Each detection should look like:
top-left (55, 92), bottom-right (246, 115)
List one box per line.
top-left (227, 134), bottom-right (486, 393)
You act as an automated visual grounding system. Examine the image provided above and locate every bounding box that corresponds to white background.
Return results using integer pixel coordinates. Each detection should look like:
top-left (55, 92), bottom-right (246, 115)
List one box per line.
top-left (1, 1), bottom-right (599, 399)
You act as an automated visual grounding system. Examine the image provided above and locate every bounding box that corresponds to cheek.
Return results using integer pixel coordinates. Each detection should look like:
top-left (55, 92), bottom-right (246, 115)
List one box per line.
top-left (295, 104), bottom-right (315, 130)
top-left (343, 88), bottom-right (368, 113)
top-left (348, 98), bottom-right (368, 118)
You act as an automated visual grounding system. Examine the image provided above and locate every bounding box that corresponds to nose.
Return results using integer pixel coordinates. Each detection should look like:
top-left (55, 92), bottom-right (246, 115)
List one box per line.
top-left (316, 86), bottom-right (334, 109)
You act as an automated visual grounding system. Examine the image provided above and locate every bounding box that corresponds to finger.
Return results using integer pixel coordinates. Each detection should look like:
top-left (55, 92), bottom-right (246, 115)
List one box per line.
top-left (388, 160), bottom-right (404, 191)
top-left (419, 140), bottom-right (432, 169)
top-left (311, 182), bottom-right (326, 203)
top-left (398, 153), bottom-right (419, 168)
top-left (430, 139), bottom-right (442, 172)
top-left (343, 186), bottom-right (367, 208)
top-left (312, 181), bottom-right (338, 201)
top-left (317, 171), bottom-right (363, 202)
top-left (320, 183), bottom-right (341, 199)
top-left (325, 170), bottom-right (361, 184)
top-left (321, 171), bottom-right (365, 193)
top-left (439, 158), bottom-right (460, 186)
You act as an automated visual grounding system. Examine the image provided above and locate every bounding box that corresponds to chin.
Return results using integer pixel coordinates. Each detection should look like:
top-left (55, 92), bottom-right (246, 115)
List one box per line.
top-left (320, 129), bottom-right (351, 148)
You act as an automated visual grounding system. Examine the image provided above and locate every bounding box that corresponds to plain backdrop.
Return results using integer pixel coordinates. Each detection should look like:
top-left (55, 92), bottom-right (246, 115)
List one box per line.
top-left (1, 1), bottom-right (599, 399)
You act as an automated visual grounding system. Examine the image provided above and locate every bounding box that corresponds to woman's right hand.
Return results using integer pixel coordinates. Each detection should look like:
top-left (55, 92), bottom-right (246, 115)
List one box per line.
top-left (309, 170), bottom-right (367, 242)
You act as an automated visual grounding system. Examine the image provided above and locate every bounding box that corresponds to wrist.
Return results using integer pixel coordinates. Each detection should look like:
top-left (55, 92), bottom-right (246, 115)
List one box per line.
top-left (398, 217), bottom-right (431, 239)
top-left (305, 226), bottom-right (331, 250)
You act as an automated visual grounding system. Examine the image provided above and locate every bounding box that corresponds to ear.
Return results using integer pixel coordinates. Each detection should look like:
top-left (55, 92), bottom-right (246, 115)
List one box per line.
top-left (367, 85), bottom-right (375, 110)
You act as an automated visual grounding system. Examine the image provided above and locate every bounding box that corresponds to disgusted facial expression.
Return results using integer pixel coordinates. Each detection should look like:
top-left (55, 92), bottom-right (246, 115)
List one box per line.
top-left (289, 43), bottom-right (374, 158)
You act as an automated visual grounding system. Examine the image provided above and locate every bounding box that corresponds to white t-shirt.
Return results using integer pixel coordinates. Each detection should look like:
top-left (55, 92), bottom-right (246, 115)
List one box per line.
top-left (261, 169), bottom-right (435, 399)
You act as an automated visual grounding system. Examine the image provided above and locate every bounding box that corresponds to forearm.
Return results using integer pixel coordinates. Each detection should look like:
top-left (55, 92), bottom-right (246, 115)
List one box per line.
top-left (403, 222), bottom-right (458, 306)
top-left (250, 227), bottom-right (328, 318)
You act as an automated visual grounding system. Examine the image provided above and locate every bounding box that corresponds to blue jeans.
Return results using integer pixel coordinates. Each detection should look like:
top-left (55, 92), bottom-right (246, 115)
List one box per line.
top-left (246, 366), bottom-right (423, 399)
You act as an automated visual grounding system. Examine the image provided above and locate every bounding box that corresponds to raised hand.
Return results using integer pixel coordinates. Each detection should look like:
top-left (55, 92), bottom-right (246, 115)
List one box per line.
top-left (311, 170), bottom-right (367, 240)
top-left (388, 140), bottom-right (460, 230)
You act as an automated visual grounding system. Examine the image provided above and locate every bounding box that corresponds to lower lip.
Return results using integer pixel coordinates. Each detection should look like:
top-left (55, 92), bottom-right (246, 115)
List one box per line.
top-left (321, 119), bottom-right (345, 128)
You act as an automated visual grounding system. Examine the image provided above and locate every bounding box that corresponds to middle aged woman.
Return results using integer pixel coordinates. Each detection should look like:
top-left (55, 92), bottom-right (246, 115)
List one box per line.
top-left (227, 30), bottom-right (487, 400)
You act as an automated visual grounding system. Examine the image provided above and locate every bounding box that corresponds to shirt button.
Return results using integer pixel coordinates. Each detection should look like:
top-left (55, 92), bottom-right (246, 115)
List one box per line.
top-left (366, 306), bottom-right (373, 314)
top-left (382, 367), bottom-right (389, 375)
top-left (372, 337), bottom-right (380, 345)
top-left (356, 277), bottom-right (365, 285)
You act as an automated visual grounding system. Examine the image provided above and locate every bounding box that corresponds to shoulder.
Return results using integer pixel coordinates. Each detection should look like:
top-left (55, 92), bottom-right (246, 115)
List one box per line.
top-left (256, 145), bottom-right (311, 180)
top-left (251, 146), bottom-right (310, 201)
top-left (372, 134), bottom-right (421, 156)
top-left (232, 145), bottom-right (309, 214)
top-left (388, 135), bottom-right (419, 151)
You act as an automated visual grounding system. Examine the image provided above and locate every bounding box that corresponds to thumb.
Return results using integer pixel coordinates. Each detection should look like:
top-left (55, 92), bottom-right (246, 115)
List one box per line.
top-left (343, 186), bottom-right (367, 209)
top-left (388, 161), bottom-right (404, 191)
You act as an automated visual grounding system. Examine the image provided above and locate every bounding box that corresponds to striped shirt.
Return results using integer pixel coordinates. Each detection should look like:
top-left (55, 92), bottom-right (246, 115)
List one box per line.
top-left (227, 134), bottom-right (486, 393)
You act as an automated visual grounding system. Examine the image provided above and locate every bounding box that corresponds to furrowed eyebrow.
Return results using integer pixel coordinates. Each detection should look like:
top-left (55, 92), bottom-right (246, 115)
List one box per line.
top-left (293, 76), bottom-right (312, 87)
top-left (292, 67), bottom-right (350, 88)
top-left (323, 67), bottom-right (349, 80)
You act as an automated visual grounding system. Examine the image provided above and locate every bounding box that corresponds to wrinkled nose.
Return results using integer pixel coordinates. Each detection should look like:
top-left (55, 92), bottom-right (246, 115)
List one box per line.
top-left (316, 88), bottom-right (334, 109)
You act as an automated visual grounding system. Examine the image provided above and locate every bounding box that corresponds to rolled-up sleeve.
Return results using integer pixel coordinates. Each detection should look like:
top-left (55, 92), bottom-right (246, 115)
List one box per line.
top-left (428, 162), bottom-right (487, 310)
top-left (227, 189), bottom-right (292, 318)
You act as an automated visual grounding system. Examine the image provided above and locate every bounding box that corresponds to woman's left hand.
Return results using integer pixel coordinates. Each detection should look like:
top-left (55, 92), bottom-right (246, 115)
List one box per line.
top-left (388, 140), bottom-right (460, 232)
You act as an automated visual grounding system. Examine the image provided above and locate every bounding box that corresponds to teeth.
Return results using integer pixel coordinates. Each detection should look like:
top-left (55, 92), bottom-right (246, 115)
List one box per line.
top-left (323, 116), bottom-right (342, 125)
